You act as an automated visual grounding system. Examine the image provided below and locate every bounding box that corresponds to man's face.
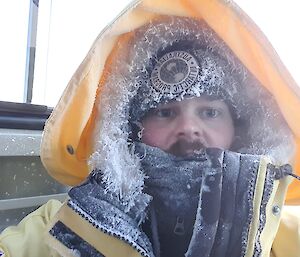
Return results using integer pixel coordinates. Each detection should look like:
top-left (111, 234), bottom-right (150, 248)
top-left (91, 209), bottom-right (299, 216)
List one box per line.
top-left (141, 97), bottom-right (235, 156)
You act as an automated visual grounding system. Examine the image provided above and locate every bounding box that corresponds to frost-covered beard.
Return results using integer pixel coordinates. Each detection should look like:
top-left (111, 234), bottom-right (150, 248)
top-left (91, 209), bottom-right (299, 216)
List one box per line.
top-left (135, 142), bottom-right (262, 257)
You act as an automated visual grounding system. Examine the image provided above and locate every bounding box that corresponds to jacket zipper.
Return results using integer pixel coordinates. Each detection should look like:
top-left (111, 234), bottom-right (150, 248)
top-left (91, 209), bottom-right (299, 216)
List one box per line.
top-left (174, 216), bottom-right (185, 236)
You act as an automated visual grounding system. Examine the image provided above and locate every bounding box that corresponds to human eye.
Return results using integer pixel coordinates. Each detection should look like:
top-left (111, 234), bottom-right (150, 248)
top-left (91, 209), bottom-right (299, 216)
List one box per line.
top-left (154, 108), bottom-right (175, 118)
top-left (200, 107), bottom-right (221, 119)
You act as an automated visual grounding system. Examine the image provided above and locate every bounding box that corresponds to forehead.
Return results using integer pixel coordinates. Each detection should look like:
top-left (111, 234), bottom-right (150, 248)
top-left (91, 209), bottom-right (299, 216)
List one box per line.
top-left (156, 96), bottom-right (229, 108)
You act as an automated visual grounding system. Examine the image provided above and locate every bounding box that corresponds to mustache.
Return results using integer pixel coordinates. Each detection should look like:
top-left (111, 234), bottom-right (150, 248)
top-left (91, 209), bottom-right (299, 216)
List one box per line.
top-left (168, 139), bottom-right (206, 157)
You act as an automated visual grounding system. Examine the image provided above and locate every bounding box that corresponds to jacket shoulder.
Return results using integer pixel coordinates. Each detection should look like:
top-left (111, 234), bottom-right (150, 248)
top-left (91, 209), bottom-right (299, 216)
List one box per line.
top-left (0, 199), bottom-right (62, 257)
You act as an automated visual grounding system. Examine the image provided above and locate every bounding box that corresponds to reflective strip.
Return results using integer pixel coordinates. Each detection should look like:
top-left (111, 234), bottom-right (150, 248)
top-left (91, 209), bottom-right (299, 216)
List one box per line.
top-left (49, 203), bottom-right (144, 257)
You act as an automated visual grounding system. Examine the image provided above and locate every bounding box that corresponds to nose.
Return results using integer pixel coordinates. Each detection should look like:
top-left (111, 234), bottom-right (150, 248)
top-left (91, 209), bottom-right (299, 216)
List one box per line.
top-left (175, 115), bottom-right (203, 141)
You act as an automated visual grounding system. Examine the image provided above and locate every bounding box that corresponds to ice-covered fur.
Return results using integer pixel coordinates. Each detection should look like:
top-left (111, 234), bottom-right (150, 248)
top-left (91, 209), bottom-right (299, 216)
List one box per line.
top-left (89, 17), bottom-right (295, 207)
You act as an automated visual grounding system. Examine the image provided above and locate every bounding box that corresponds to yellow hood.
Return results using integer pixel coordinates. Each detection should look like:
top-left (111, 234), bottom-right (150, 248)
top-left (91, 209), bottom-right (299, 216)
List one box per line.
top-left (41, 0), bottom-right (300, 203)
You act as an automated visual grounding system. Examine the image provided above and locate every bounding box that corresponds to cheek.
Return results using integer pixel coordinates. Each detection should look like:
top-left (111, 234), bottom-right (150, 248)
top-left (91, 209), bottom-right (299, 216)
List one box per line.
top-left (141, 121), bottom-right (169, 150)
top-left (215, 132), bottom-right (234, 149)
top-left (208, 122), bottom-right (235, 149)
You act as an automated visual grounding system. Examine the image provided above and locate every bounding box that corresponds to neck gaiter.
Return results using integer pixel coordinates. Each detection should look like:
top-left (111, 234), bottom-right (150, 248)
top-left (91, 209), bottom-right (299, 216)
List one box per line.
top-left (135, 143), bottom-right (259, 257)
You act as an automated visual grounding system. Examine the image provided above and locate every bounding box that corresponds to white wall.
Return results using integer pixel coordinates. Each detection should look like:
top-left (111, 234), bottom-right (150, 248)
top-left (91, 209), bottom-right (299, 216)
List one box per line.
top-left (0, 0), bottom-right (30, 102)
top-left (33, 0), bottom-right (133, 106)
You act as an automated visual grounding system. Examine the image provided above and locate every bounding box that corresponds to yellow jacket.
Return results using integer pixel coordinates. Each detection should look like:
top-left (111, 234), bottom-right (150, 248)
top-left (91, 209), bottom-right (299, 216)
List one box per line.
top-left (0, 200), bottom-right (62, 257)
top-left (1, 184), bottom-right (300, 257)
top-left (1, 0), bottom-right (300, 257)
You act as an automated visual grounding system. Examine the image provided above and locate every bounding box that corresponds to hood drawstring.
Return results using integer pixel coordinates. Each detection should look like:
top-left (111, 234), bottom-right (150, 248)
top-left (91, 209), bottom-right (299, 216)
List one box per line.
top-left (288, 172), bottom-right (300, 181)
top-left (273, 164), bottom-right (300, 181)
